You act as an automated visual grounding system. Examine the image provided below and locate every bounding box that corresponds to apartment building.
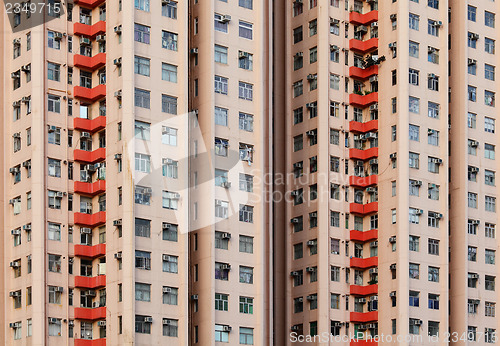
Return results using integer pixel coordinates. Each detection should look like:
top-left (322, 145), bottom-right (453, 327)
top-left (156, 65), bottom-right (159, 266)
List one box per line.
top-left (449, 0), bottom-right (500, 344)
top-left (274, 0), bottom-right (449, 344)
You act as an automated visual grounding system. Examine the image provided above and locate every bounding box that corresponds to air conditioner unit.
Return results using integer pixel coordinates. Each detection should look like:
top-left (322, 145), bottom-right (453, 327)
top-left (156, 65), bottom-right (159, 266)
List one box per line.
top-left (9, 322), bottom-right (19, 329)
top-left (470, 140), bottom-right (478, 147)
top-left (306, 267), bottom-right (315, 273)
top-left (307, 240), bottom-right (316, 246)
top-left (291, 325), bottom-right (299, 331)
top-left (11, 229), bottom-right (21, 236)
top-left (9, 291), bottom-right (20, 297)
top-left (295, 52), bottom-right (304, 57)
top-left (369, 268), bottom-right (378, 274)
top-left (307, 74), bottom-right (317, 81)
top-left (190, 48), bottom-right (199, 54)
top-left (471, 220), bottom-right (480, 225)
top-left (306, 130), bottom-right (316, 137)
top-left (310, 212), bottom-right (317, 218)
top-left (294, 162), bottom-right (303, 168)
top-left (9, 261), bottom-right (20, 268)
top-left (371, 22), bottom-right (378, 28)
top-left (290, 218), bottom-right (300, 224)
top-left (388, 42), bottom-right (397, 49)
top-left (221, 181), bottom-right (231, 188)
top-left (162, 287), bottom-right (172, 294)
top-left (114, 252), bottom-right (122, 259)
top-left (190, 294), bottom-right (199, 301)
top-left (291, 271), bottom-right (300, 277)
top-left (113, 219), bottom-right (122, 226)
top-left (22, 160), bottom-right (31, 168)
top-left (368, 323), bottom-right (377, 329)
top-left (356, 25), bottom-right (368, 33)
top-left (81, 132), bottom-right (91, 139)
top-left (366, 133), bottom-right (377, 139)
top-left (389, 236), bottom-right (396, 243)
top-left (435, 158), bottom-right (443, 165)
top-left (98, 320), bottom-right (106, 327)
top-left (8, 199), bottom-right (16, 205)
top-left (470, 167), bottom-right (479, 173)
top-left (96, 35), bottom-right (106, 42)
top-left (9, 167), bottom-right (19, 174)
top-left (358, 298), bottom-right (366, 303)
top-left (358, 324), bottom-right (367, 330)
top-left (291, 190), bottom-right (299, 197)
top-left (369, 159), bottom-right (378, 165)
top-left (113, 57), bottom-right (122, 66)
top-left (414, 180), bottom-right (422, 186)
top-left (356, 160), bottom-right (364, 166)
top-left (414, 320), bottom-right (423, 326)
top-left (13, 38), bottom-right (21, 45)
top-left (222, 325), bottom-right (232, 332)
top-left (144, 317), bottom-right (153, 323)
top-left (11, 71), bottom-right (20, 79)
top-left (436, 213), bottom-right (443, 219)
top-left (114, 25), bottom-right (122, 34)
top-left (306, 102), bottom-right (315, 109)
top-left (390, 264), bottom-right (396, 270)
top-left (471, 33), bottom-right (479, 40)
top-left (369, 103), bottom-right (378, 111)
top-left (306, 295), bottom-right (317, 301)
top-left (369, 75), bottom-right (378, 83)
top-left (294, 0), bottom-right (303, 3)
top-left (49, 318), bottom-right (59, 324)
top-left (80, 37), bottom-right (91, 45)
top-left (390, 291), bottom-right (396, 297)
top-left (162, 254), bottom-right (173, 261)
top-left (23, 224), bottom-right (31, 231)
top-left (370, 241), bottom-right (378, 247)
top-left (471, 273), bottom-right (479, 279)
top-left (68, 320), bottom-right (74, 326)
top-left (55, 286), bottom-right (64, 293)
top-left (114, 90), bottom-right (122, 99)
top-left (390, 153), bottom-right (397, 160)
top-left (21, 65), bottom-right (31, 72)
top-left (56, 192), bottom-right (64, 198)
top-left (222, 232), bottom-right (231, 239)
top-left (416, 209), bottom-right (423, 215)
top-left (366, 187), bottom-right (376, 194)
top-left (238, 51), bottom-right (250, 59)
top-left (221, 264), bottom-right (231, 270)
top-left (428, 73), bottom-right (437, 79)
top-left (436, 21), bottom-right (443, 27)
top-left (85, 290), bottom-right (96, 297)
top-left (220, 15), bottom-right (231, 23)
top-left (330, 45), bottom-right (339, 52)
top-left (468, 58), bottom-right (477, 66)
top-left (80, 227), bottom-right (92, 234)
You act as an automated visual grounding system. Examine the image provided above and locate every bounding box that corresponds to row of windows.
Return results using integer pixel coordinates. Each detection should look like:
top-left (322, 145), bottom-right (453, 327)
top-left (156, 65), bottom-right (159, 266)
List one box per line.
top-left (467, 246), bottom-right (497, 264)
top-left (214, 15), bottom-right (254, 40)
top-left (214, 76), bottom-right (254, 100)
top-left (467, 193), bottom-right (497, 212)
top-left (467, 5), bottom-right (496, 28)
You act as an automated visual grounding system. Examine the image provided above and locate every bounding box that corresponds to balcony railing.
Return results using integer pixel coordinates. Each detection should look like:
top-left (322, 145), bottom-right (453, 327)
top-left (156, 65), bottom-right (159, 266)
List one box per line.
top-left (350, 229), bottom-right (378, 242)
top-left (349, 92), bottom-right (378, 107)
top-left (74, 85), bottom-right (106, 103)
top-left (74, 306), bottom-right (106, 320)
top-left (74, 243), bottom-right (106, 259)
top-left (349, 10), bottom-right (378, 26)
top-left (73, 21), bottom-right (106, 37)
top-left (349, 120), bottom-right (378, 134)
top-left (74, 275), bottom-right (106, 289)
top-left (350, 311), bottom-right (378, 323)
top-left (349, 147), bottom-right (378, 161)
top-left (349, 202), bottom-right (378, 215)
top-left (74, 180), bottom-right (106, 196)
top-left (349, 37), bottom-right (379, 53)
top-left (349, 175), bottom-right (378, 188)
top-left (75, 338), bottom-right (106, 346)
top-left (74, 148), bottom-right (106, 164)
top-left (74, 211), bottom-right (106, 227)
top-left (350, 256), bottom-right (378, 269)
top-left (350, 284), bottom-right (378, 296)
top-left (74, 53), bottom-right (106, 71)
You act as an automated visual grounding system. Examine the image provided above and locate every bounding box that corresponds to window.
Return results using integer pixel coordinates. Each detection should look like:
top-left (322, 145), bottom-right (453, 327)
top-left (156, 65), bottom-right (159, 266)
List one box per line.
top-left (239, 266), bottom-right (253, 284)
top-left (134, 121), bottom-right (150, 141)
top-left (48, 95), bottom-right (61, 113)
top-left (468, 192), bottom-right (477, 208)
top-left (240, 296), bottom-right (253, 314)
top-left (485, 11), bottom-right (495, 28)
top-left (485, 90), bottom-right (495, 107)
top-left (135, 283), bottom-right (151, 302)
top-left (409, 68), bottom-right (419, 85)
top-left (409, 291), bottom-right (419, 307)
top-left (485, 64), bottom-right (495, 81)
top-left (162, 127), bottom-right (177, 146)
top-left (468, 85), bottom-right (477, 102)
top-left (161, 95), bottom-right (177, 115)
top-left (429, 267), bottom-right (439, 282)
top-left (485, 117), bottom-right (495, 133)
top-left (428, 19), bottom-right (439, 36)
top-left (469, 60), bottom-right (477, 75)
top-left (293, 80), bottom-right (303, 97)
top-left (135, 218), bottom-right (151, 238)
top-left (486, 196), bottom-right (496, 212)
top-left (48, 126), bottom-right (61, 145)
top-left (468, 112), bottom-right (476, 128)
top-left (135, 250), bottom-right (151, 270)
top-left (214, 45), bottom-right (228, 64)
top-left (409, 152), bottom-right (420, 169)
top-left (47, 31), bottom-right (61, 49)
top-left (215, 231), bottom-right (229, 250)
top-left (162, 31), bottom-right (178, 51)
top-left (239, 0), bottom-right (253, 9)
top-left (135, 0), bottom-right (150, 11)
top-left (428, 238), bottom-right (439, 255)
top-left (486, 249), bottom-right (496, 264)
top-left (215, 293), bottom-right (228, 311)
top-left (485, 143), bottom-right (496, 159)
top-left (468, 246), bottom-right (477, 261)
top-left (239, 235), bottom-right (253, 253)
top-left (468, 6), bottom-right (476, 21)
top-left (409, 124), bottom-right (420, 141)
top-left (162, 191), bottom-right (179, 210)
top-left (331, 238), bottom-right (340, 254)
top-left (409, 263), bottom-right (419, 279)
top-left (163, 287), bottom-right (178, 305)
top-left (409, 13), bottom-right (420, 30)
top-left (409, 41), bottom-right (419, 58)
top-left (486, 328), bottom-right (496, 343)
top-left (239, 82), bottom-right (253, 100)
top-left (239, 113), bottom-right (254, 132)
top-left (135, 315), bottom-right (151, 334)
top-left (48, 254), bottom-right (61, 273)
top-left (135, 153), bottom-right (151, 173)
top-left (48, 158), bottom-right (61, 177)
top-left (215, 200), bottom-right (229, 218)
top-left (162, 0), bottom-right (177, 18)
top-left (215, 324), bottom-right (229, 342)
top-left (309, 19), bottom-right (317, 36)
top-left (485, 38), bottom-right (495, 54)
top-left (215, 75), bottom-right (228, 95)
top-left (48, 318), bottom-right (61, 336)
top-left (310, 47), bottom-right (317, 63)
top-left (161, 63), bottom-right (177, 83)
top-left (486, 170), bottom-right (496, 186)
top-left (409, 235), bottom-right (420, 251)
top-left (47, 62), bottom-right (60, 81)
top-left (409, 96), bottom-right (420, 113)
top-left (486, 276), bottom-right (496, 291)
top-left (239, 21), bottom-right (253, 39)
top-left (293, 26), bottom-right (303, 43)
top-left (486, 223), bottom-right (496, 238)
top-left (134, 23), bottom-right (150, 44)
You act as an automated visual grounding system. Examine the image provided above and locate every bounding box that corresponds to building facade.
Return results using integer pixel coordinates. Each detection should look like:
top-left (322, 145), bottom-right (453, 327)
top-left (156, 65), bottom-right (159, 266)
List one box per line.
top-left (1, 0), bottom-right (499, 345)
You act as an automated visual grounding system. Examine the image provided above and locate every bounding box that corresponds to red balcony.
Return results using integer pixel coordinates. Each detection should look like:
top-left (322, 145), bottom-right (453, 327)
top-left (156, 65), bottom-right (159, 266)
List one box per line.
top-left (73, 85), bottom-right (106, 103)
top-left (74, 0), bottom-right (106, 8)
top-left (349, 120), bottom-right (378, 134)
top-left (349, 65), bottom-right (378, 80)
top-left (349, 202), bottom-right (378, 215)
top-left (74, 116), bottom-right (106, 133)
top-left (350, 229), bottom-right (378, 243)
top-left (350, 256), bottom-right (378, 269)
top-left (349, 38), bottom-right (379, 53)
top-left (73, 21), bottom-right (106, 38)
top-left (350, 339), bottom-right (378, 346)
top-left (74, 53), bottom-right (106, 71)
top-left (74, 275), bottom-right (106, 289)
top-left (350, 284), bottom-right (378, 296)
top-left (74, 244), bottom-right (106, 259)
top-left (75, 339), bottom-right (106, 346)
top-left (349, 92), bottom-right (378, 107)
top-left (349, 10), bottom-right (378, 25)
top-left (74, 180), bottom-right (106, 196)
top-left (349, 147), bottom-right (378, 161)
top-left (74, 211), bottom-right (106, 227)
top-left (74, 306), bottom-right (106, 320)
top-left (74, 148), bottom-right (106, 164)
top-left (350, 311), bottom-right (378, 323)
top-left (349, 175), bottom-right (378, 188)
